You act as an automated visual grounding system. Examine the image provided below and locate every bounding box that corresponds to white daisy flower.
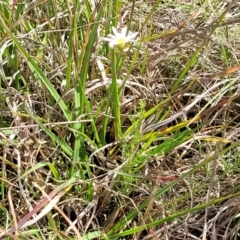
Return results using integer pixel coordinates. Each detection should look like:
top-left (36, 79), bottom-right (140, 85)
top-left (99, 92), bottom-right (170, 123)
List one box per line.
top-left (103, 26), bottom-right (138, 51)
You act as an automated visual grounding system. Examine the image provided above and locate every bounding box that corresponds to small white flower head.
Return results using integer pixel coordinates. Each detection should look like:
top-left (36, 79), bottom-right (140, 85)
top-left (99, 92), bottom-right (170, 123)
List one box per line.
top-left (103, 26), bottom-right (138, 51)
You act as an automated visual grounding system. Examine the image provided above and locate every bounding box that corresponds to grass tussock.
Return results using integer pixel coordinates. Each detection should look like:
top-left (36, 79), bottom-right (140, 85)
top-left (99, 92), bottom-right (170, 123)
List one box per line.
top-left (0, 0), bottom-right (240, 239)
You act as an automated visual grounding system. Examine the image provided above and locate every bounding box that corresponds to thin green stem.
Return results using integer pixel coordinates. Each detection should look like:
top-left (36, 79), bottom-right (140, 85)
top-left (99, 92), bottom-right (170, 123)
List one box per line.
top-left (110, 49), bottom-right (122, 139)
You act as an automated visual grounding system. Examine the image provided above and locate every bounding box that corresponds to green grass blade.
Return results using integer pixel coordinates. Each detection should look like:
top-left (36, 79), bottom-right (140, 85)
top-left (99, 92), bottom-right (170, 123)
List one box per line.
top-left (0, 14), bottom-right (72, 121)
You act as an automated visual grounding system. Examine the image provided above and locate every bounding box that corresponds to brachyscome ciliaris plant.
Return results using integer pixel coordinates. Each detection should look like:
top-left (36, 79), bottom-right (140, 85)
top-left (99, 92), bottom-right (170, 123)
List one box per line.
top-left (103, 26), bottom-right (138, 51)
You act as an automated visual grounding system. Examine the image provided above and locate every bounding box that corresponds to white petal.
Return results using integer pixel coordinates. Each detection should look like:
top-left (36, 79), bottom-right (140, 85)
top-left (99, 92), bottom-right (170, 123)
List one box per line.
top-left (128, 32), bottom-right (138, 40)
top-left (125, 37), bottom-right (134, 43)
top-left (109, 42), bottom-right (115, 49)
top-left (112, 27), bottom-right (119, 37)
top-left (103, 37), bottom-right (114, 42)
top-left (121, 26), bottom-right (128, 36)
top-left (106, 34), bottom-right (116, 39)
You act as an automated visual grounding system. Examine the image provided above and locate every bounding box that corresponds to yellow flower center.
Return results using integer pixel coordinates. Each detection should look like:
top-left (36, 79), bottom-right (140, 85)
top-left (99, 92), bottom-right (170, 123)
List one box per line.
top-left (116, 37), bottom-right (127, 48)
